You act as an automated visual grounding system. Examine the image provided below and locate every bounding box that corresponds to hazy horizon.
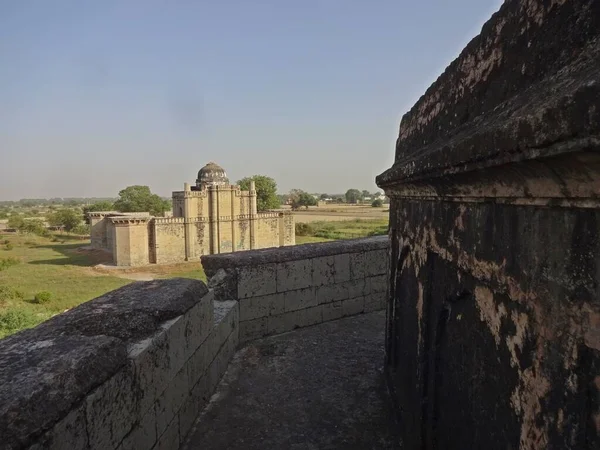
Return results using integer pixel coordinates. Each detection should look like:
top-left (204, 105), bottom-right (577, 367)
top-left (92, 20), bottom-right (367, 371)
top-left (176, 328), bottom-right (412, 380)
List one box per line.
top-left (1, 0), bottom-right (502, 201)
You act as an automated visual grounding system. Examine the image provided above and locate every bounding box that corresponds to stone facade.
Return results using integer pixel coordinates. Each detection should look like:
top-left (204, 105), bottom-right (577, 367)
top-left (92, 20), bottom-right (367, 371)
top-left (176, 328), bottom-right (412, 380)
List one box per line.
top-left (89, 164), bottom-right (295, 266)
top-left (377, 0), bottom-right (600, 449)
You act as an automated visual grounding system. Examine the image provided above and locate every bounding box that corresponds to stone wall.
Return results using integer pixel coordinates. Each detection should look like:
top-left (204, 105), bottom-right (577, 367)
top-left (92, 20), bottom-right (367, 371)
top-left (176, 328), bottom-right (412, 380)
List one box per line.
top-left (1, 237), bottom-right (387, 449)
top-left (154, 219), bottom-right (187, 265)
top-left (0, 279), bottom-right (238, 450)
top-left (202, 236), bottom-right (389, 344)
top-left (376, 0), bottom-right (600, 448)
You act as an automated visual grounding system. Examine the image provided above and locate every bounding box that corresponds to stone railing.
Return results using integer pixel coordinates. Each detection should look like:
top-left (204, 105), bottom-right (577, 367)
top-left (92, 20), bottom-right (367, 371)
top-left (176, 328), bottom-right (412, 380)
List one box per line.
top-left (202, 236), bottom-right (389, 344)
top-left (0, 237), bottom-right (389, 450)
top-left (0, 279), bottom-right (238, 450)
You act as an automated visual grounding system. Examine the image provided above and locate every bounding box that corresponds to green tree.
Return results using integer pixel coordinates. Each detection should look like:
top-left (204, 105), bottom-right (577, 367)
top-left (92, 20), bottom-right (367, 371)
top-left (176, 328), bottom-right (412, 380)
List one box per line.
top-left (371, 199), bottom-right (383, 208)
top-left (47, 209), bottom-right (82, 232)
top-left (7, 215), bottom-right (24, 230)
top-left (362, 190), bottom-right (371, 199)
top-left (345, 189), bottom-right (362, 204)
top-left (113, 186), bottom-right (170, 216)
top-left (82, 201), bottom-right (115, 224)
top-left (289, 189), bottom-right (317, 210)
top-left (237, 175), bottom-right (281, 211)
top-left (319, 193), bottom-right (329, 200)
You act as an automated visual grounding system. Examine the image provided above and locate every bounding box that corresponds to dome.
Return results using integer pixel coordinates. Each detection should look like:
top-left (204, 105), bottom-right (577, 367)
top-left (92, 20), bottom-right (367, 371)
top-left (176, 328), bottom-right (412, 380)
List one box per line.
top-left (196, 162), bottom-right (229, 188)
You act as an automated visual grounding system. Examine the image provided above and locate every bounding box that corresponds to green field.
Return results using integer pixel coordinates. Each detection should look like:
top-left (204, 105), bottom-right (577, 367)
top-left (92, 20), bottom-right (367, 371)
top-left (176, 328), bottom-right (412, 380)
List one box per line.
top-left (0, 233), bottom-right (205, 338)
top-left (295, 218), bottom-right (388, 242)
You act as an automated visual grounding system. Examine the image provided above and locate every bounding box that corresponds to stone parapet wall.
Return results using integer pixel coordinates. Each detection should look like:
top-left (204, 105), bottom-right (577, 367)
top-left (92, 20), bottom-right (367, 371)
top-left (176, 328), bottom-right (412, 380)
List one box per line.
top-left (0, 237), bottom-right (387, 449)
top-left (202, 236), bottom-right (389, 344)
top-left (0, 279), bottom-right (238, 450)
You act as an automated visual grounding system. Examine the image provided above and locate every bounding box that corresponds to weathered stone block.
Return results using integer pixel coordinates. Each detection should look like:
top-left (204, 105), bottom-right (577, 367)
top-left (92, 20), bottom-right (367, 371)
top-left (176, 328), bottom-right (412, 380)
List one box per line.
top-left (31, 404), bottom-right (88, 450)
top-left (155, 364), bottom-right (188, 437)
top-left (349, 252), bottom-right (366, 279)
top-left (206, 333), bottom-right (235, 396)
top-left (155, 415), bottom-right (179, 450)
top-left (238, 264), bottom-right (277, 298)
top-left (239, 317), bottom-right (268, 343)
top-left (187, 339), bottom-right (210, 388)
top-left (119, 408), bottom-right (156, 450)
top-left (345, 279), bottom-right (366, 299)
top-left (86, 365), bottom-right (138, 450)
top-left (342, 296), bottom-right (365, 317)
top-left (367, 274), bottom-right (387, 294)
top-left (267, 306), bottom-right (323, 334)
top-left (284, 287), bottom-right (317, 312)
top-left (277, 259), bottom-right (312, 292)
top-left (322, 301), bottom-right (344, 322)
top-left (365, 292), bottom-right (386, 313)
top-left (333, 253), bottom-right (351, 283)
top-left (178, 375), bottom-right (208, 443)
top-left (160, 315), bottom-right (187, 381)
top-left (182, 290), bottom-right (214, 360)
top-left (129, 332), bottom-right (170, 415)
top-left (312, 255), bottom-right (335, 286)
top-left (239, 292), bottom-right (284, 321)
top-left (364, 250), bottom-right (388, 276)
top-left (315, 282), bottom-right (348, 304)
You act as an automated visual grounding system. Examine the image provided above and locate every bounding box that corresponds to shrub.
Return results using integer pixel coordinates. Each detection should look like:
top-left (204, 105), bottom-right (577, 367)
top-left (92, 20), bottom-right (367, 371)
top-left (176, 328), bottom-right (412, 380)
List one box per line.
top-left (371, 199), bottom-right (383, 207)
top-left (0, 257), bottom-right (20, 271)
top-left (2, 239), bottom-right (9, 245)
top-left (295, 222), bottom-right (315, 236)
top-left (71, 223), bottom-right (90, 236)
top-left (0, 286), bottom-right (25, 303)
top-left (4, 242), bottom-right (13, 250)
top-left (0, 309), bottom-right (40, 338)
top-left (33, 291), bottom-right (53, 304)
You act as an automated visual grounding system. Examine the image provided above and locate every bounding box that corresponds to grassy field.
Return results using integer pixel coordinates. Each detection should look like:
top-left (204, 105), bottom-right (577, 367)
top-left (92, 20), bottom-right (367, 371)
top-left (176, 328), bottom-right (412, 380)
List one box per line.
top-left (291, 205), bottom-right (389, 223)
top-left (294, 218), bottom-right (388, 243)
top-left (0, 233), bottom-right (205, 339)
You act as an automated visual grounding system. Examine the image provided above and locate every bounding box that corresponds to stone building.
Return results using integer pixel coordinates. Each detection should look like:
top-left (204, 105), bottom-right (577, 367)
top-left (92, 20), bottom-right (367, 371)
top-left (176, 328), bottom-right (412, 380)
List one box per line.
top-left (89, 162), bottom-right (295, 266)
top-left (377, 0), bottom-right (600, 448)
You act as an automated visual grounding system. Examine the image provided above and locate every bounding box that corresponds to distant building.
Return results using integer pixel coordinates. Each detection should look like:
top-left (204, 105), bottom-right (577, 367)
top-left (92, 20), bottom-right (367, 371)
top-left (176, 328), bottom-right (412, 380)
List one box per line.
top-left (89, 162), bottom-right (295, 266)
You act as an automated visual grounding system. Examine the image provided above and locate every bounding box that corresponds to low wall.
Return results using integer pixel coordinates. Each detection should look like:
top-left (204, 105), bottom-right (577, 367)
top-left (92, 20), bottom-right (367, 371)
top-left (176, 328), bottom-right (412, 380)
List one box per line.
top-left (0, 279), bottom-right (238, 450)
top-left (0, 237), bottom-right (389, 450)
top-left (202, 236), bottom-right (389, 344)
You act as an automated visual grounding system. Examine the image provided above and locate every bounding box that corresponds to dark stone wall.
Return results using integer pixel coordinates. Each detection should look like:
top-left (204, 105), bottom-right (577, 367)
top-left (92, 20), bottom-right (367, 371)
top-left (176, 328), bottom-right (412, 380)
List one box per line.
top-left (377, 0), bottom-right (600, 448)
top-left (386, 195), bottom-right (599, 449)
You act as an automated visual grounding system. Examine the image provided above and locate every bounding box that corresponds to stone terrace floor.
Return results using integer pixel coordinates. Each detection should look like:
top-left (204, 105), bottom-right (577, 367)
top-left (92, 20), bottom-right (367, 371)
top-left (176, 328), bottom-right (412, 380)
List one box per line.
top-left (182, 311), bottom-right (400, 450)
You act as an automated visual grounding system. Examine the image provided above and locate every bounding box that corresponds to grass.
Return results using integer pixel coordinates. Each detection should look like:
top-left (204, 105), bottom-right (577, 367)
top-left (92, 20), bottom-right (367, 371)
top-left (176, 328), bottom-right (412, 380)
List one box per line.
top-left (0, 233), bottom-right (205, 339)
top-left (295, 218), bottom-right (388, 241)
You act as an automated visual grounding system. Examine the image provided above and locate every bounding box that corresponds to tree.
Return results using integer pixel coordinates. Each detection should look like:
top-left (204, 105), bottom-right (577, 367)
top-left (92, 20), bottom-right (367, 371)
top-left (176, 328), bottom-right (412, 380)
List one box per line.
top-left (237, 175), bottom-right (281, 212)
top-left (345, 189), bottom-right (362, 204)
top-left (47, 209), bottom-right (82, 232)
top-left (113, 186), bottom-right (170, 217)
top-left (289, 189), bottom-right (317, 210)
top-left (82, 201), bottom-right (115, 224)
top-left (362, 190), bottom-right (371, 199)
top-left (7, 215), bottom-right (24, 230)
top-left (319, 193), bottom-right (329, 200)
top-left (371, 199), bottom-right (383, 208)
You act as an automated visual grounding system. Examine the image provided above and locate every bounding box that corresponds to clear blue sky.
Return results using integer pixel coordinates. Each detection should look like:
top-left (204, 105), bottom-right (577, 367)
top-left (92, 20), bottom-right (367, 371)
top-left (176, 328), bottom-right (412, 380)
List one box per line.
top-left (0, 0), bottom-right (502, 200)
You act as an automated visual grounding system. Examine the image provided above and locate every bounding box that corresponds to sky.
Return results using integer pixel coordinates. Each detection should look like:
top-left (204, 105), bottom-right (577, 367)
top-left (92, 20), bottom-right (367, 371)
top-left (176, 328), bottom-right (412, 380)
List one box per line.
top-left (0, 0), bottom-right (503, 200)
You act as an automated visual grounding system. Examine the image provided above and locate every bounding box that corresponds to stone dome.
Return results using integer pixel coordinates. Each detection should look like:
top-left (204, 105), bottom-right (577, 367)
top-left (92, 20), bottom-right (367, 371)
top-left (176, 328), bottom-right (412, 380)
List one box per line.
top-left (196, 162), bottom-right (229, 188)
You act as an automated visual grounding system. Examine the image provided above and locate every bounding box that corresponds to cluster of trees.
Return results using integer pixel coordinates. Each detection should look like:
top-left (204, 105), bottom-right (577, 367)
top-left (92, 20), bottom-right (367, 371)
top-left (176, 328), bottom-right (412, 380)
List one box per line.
top-left (0, 198), bottom-right (116, 208)
top-left (236, 175), bottom-right (317, 211)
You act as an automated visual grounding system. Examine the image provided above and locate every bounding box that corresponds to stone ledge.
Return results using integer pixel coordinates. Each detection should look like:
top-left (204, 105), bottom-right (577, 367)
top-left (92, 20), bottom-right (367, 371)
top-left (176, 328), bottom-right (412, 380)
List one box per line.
top-left (377, 0), bottom-right (600, 187)
top-left (0, 278), bottom-right (208, 450)
top-left (202, 236), bottom-right (388, 271)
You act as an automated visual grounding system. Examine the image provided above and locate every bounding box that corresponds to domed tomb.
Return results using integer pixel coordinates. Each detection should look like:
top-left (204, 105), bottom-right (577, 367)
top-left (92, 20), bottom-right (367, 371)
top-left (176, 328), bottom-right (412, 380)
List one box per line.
top-left (196, 162), bottom-right (230, 188)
